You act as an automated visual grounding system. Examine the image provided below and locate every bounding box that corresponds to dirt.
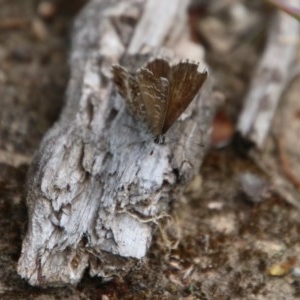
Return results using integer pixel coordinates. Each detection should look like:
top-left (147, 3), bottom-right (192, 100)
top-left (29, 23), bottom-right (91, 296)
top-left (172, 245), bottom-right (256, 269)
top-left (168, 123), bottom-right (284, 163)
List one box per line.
top-left (1, 0), bottom-right (300, 299)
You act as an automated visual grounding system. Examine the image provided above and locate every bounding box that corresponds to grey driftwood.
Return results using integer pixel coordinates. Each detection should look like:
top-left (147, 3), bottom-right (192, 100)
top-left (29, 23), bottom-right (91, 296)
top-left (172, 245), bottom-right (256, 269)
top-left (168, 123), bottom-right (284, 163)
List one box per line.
top-left (237, 1), bottom-right (300, 148)
top-left (18, 0), bottom-right (214, 286)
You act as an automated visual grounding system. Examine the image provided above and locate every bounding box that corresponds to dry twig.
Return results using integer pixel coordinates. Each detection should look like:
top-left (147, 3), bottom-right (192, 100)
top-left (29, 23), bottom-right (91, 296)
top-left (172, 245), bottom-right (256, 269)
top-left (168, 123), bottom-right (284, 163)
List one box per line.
top-left (237, 0), bottom-right (300, 148)
top-left (278, 134), bottom-right (300, 192)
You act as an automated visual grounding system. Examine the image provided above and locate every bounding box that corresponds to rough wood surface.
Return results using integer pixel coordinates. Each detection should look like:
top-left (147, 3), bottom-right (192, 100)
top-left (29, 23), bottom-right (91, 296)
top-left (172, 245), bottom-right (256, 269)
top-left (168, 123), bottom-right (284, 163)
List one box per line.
top-left (237, 0), bottom-right (300, 148)
top-left (17, 0), bottom-right (214, 287)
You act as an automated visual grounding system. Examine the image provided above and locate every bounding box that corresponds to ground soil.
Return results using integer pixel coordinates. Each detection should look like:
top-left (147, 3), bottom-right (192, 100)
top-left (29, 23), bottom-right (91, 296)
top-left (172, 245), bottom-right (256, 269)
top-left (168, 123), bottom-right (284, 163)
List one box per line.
top-left (1, 0), bottom-right (300, 299)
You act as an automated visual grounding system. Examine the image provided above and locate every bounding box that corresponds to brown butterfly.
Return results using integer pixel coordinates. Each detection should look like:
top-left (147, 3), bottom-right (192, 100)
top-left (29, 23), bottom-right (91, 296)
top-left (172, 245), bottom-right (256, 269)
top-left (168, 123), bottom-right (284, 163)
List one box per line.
top-left (112, 58), bottom-right (208, 138)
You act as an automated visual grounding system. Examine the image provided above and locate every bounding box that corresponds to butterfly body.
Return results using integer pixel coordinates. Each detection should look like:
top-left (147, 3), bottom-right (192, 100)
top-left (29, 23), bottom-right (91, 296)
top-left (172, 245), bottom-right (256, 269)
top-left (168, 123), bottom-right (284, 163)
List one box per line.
top-left (112, 58), bottom-right (207, 138)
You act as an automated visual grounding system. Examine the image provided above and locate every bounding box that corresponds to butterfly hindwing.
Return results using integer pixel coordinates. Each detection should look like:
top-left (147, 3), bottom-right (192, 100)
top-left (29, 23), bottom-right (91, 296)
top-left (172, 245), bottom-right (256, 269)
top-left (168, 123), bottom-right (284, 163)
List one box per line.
top-left (112, 64), bottom-right (146, 119)
top-left (136, 64), bottom-right (169, 136)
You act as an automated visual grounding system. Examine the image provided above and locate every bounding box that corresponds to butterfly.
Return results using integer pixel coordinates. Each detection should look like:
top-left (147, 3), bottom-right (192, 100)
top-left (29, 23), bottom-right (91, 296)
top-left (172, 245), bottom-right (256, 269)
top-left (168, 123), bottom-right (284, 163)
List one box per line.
top-left (112, 58), bottom-right (208, 138)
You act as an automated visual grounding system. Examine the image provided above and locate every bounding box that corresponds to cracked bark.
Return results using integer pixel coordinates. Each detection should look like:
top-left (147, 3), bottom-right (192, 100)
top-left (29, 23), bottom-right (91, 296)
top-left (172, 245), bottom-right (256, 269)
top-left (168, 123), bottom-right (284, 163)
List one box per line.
top-left (17, 0), bottom-right (215, 286)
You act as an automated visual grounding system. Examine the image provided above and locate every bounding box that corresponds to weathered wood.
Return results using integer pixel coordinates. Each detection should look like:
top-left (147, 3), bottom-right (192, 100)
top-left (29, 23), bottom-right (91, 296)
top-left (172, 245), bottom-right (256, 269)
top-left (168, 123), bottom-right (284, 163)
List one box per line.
top-left (17, 0), bottom-right (215, 287)
top-left (237, 0), bottom-right (300, 148)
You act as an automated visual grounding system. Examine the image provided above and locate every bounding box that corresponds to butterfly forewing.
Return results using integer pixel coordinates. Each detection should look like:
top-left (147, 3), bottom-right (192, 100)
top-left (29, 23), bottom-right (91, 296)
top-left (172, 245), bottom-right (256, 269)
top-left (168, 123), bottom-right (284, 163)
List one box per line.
top-left (162, 62), bottom-right (208, 134)
top-left (144, 58), bottom-right (170, 79)
top-left (112, 65), bottom-right (129, 100)
top-left (137, 67), bottom-right (169, 136)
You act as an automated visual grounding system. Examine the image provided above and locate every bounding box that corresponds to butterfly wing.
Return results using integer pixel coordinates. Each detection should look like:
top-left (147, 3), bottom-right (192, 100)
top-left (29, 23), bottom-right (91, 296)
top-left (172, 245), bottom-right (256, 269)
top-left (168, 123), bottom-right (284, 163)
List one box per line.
top-left (112, 64), bottom-right (145, 118)
top-left (144, 58), bottom-right (170, 78)
top-left (136, 64), bottom-right (169, 136)
top-left (162, 61), bottom-right (208, 134)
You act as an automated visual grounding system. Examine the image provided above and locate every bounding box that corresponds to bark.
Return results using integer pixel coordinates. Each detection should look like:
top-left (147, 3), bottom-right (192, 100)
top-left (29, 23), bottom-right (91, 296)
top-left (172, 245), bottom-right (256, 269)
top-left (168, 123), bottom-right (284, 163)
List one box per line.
top-left (17, 0), bottom-right (215, 286)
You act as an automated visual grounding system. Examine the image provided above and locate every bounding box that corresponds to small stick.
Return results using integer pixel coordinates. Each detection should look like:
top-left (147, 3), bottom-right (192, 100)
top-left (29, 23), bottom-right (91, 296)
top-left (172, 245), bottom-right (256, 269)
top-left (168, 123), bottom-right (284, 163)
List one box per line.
top-left (0, 18), bottom-right (29, 30)
top-left (278, 134), bottom-right (300, 192)
top-left (237, 2), bottom-right (300, 148)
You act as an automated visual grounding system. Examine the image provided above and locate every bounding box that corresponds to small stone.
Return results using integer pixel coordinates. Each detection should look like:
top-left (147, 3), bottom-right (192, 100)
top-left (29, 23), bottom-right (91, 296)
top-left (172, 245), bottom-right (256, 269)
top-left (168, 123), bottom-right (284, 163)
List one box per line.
top-left (239, 172), bottom-right (271, 203)
top-left (31, 18), bottom-right (48, 41)
top-left (38, 2), bottom-right (56, 20)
